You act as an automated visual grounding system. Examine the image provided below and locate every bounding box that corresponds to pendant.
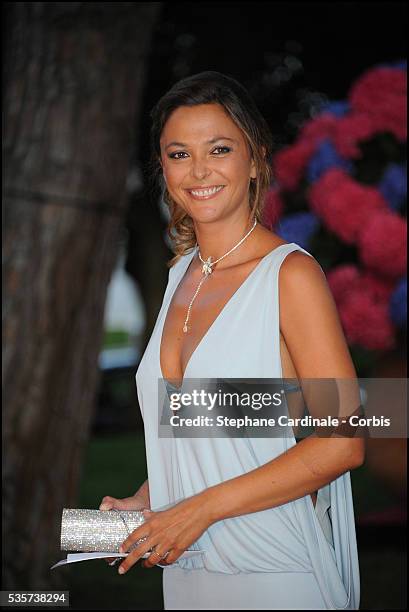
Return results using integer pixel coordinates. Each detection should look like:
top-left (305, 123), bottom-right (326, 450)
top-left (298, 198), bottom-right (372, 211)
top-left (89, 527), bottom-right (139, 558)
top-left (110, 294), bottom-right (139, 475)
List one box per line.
top-left (202, 257), bottom-right (212, 276)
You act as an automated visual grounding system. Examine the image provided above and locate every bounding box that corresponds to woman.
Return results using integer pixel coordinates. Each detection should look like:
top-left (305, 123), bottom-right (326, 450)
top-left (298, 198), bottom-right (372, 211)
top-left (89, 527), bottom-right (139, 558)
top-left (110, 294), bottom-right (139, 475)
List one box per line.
top-left (100, 71), bottom-right (364, 610)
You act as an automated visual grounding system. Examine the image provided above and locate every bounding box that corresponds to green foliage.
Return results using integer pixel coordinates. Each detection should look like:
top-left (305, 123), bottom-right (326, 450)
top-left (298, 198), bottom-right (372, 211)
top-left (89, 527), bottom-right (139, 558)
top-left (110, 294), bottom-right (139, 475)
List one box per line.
top-left (103, 329), bottom-right (131, 349)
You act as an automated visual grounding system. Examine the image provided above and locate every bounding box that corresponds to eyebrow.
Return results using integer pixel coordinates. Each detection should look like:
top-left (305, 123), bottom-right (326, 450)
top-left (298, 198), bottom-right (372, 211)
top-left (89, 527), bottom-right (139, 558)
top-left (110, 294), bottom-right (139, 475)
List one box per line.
top-left (165, 136), bottom-right (237, 150)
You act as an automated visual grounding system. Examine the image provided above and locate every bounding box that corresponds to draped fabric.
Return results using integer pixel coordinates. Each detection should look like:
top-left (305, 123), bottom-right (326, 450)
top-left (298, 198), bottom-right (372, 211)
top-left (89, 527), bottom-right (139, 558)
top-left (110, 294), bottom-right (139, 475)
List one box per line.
top-left (135, 243), bottom-right (360, 609)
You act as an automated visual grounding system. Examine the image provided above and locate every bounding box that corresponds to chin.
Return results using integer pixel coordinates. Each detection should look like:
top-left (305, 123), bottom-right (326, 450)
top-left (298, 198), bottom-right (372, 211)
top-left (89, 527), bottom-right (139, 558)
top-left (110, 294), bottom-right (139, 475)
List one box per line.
top-left (190, 208), bottom-right (217, 216)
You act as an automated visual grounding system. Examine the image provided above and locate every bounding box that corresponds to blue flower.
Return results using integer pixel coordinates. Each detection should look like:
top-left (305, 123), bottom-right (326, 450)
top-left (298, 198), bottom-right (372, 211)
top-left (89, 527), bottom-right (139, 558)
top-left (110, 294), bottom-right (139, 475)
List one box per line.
top-left (306, 139), bottom-right (353, 183)
top-left (318, 101), bottom-right (350, 117)
top-left (390, 277), bottom-right (407, 328)
top-left (276, 212), bottom-right (320, 249)
top-left (379, 163), bottom-right (407, 211)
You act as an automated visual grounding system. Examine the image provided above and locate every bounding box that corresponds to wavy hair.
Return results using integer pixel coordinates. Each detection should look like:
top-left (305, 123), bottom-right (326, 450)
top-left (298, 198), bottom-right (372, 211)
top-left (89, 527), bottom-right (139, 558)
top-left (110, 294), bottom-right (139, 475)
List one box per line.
top-left (148, 71), bottom-right (274, 268)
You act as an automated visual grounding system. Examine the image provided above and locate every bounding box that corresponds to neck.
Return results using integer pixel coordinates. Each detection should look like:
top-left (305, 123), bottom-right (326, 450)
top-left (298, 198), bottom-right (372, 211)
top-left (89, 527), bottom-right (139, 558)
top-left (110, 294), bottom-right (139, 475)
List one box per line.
top-left (194, 214), bottom-right (256, 262)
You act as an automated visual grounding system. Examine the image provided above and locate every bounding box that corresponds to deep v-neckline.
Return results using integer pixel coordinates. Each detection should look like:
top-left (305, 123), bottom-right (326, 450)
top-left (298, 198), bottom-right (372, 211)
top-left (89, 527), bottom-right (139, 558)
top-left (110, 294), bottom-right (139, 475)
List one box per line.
top-left (159, 242), bottom-right (294, 389)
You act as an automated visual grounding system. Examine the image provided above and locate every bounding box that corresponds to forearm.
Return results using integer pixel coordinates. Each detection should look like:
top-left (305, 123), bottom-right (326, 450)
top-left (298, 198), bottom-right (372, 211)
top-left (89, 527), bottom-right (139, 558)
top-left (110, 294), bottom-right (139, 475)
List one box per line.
top-left (134, 478), bottom-right (150, 507)
top-left (202, 436), bottom-right (364, 523)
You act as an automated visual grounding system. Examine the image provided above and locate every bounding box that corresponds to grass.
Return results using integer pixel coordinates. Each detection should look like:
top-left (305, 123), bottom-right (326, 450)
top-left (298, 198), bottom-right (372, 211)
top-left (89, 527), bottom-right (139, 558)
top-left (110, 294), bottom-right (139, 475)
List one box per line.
top-left (65, 431), bottom-right (405, 610)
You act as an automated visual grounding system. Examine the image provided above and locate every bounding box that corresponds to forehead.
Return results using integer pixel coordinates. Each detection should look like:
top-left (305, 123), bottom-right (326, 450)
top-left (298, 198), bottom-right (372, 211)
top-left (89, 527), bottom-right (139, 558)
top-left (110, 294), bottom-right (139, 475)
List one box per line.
top-left (160, 104), bottom-right (244, 144)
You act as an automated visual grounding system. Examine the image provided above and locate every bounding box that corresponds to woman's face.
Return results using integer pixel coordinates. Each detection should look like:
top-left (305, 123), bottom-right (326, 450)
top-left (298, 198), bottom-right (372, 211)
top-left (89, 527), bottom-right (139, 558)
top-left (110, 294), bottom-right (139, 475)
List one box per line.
top-left (159, 103), bottom-right (257, 222)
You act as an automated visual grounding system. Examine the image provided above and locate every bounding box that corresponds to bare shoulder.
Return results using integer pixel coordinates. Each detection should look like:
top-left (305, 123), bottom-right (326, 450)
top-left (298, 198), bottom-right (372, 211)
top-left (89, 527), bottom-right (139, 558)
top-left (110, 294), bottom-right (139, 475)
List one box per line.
top-left (278, 249), bottom-right (338, 330)
top-left (278, 248), bottom-right (357, 378)
top-left (279, 248), bottom-right (328, 289)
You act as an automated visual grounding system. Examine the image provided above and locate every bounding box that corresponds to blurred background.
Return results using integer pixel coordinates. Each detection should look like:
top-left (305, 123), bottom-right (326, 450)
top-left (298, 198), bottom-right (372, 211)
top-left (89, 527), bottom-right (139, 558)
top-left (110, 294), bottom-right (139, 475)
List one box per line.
top-left (2, 1), bottom-right (407, 609)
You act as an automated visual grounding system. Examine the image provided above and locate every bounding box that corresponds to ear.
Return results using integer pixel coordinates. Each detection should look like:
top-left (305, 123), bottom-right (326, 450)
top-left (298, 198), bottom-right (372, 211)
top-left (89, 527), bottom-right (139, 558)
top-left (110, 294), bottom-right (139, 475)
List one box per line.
top-left (250, 157), bottom-right (257, 180)
top-left (160, 160), bottom-right (167, 182)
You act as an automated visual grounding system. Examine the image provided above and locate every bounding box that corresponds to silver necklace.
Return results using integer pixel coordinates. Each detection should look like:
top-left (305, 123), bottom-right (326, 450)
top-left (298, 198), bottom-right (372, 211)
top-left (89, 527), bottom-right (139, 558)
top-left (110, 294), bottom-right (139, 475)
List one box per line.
top-left (182, 217), bottom-right (257, 333)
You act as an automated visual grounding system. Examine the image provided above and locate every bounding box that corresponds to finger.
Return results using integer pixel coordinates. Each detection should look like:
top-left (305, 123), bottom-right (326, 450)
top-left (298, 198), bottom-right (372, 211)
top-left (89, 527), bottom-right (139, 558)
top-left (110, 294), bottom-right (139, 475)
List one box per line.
top-left (143, 547), bottom-right (172, 569)
top-left (118, 536), bottom-right (161, 574)
top-left (142, 545), bottom-right (184, 568)
top-left (118, 509), bottom-right (156, 552)
top-left (158, 549), bottom-right (183, 566)
top-left (119, 523), bottom-right (151, 554)
top-left (99, 497), bottom-right (115, 510)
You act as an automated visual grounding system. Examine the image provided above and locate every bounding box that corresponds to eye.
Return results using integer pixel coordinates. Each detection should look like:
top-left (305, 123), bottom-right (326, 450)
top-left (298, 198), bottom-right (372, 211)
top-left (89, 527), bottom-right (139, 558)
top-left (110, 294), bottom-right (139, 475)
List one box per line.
top-left (168, 151), bottom-right (188, 160)
top-left (212, 146), bottom-right (232, 155)
top-left (168, 146), bottom-right (232, 160)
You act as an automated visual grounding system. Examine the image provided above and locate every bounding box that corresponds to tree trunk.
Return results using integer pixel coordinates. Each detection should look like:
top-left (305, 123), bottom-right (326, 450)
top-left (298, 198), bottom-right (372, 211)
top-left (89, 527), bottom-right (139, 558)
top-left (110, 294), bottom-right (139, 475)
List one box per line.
top-left (2, 2), bottom-right (162, 590)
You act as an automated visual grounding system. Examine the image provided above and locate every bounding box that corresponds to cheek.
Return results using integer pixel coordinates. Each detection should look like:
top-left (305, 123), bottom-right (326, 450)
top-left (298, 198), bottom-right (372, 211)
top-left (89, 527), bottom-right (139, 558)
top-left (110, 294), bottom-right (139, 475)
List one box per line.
top-left (223, 157), bottom-right (250, 178)
top-left (163, 164), bottom-right (185, 187)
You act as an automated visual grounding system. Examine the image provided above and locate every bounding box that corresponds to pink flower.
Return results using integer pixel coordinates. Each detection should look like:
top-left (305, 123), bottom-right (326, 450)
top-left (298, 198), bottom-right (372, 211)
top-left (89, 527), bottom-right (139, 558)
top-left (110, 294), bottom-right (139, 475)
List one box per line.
top-left (327, 264), bottom-right (361, 303)
top-left (358, 210), bottom-right (407, 278)
top-left (359, 271), bottom-right (396, 302)
top-left (339, 291), bottom-right (396, 351)
top-left (327, 264), bottom-right (397, 350)
top-left (262, 187), bottom-right (284, 229)
top-left (273, 140), bottom-right (316, 191)
top-left (332, 112), bottom-right (378, 158)
top-left (327, 265), bottom-right (394, 305)
top-left (308, 168), bottom-right (388, 244)
top-left (349, 66), bottom-right (407, 141)
top-left (298, 113), bottom-right (339, 144)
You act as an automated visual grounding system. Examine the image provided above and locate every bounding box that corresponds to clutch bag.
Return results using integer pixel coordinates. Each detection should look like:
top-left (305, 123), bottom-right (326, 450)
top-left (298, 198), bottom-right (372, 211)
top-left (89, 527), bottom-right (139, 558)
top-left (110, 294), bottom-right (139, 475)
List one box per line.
top-left (60, 508), bottom-right (147, 553)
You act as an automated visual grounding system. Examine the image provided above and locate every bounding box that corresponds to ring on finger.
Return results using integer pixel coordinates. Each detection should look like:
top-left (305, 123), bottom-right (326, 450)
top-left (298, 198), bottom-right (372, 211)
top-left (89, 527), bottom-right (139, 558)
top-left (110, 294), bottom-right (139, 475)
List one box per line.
top-left (150, 547), bottom-right (169, 560)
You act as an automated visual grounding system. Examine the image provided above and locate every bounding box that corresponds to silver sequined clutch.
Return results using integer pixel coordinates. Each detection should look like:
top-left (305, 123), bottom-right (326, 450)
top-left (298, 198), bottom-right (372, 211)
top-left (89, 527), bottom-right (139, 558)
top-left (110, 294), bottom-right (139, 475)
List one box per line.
top-left (60, 508), bottom-right (148, 553)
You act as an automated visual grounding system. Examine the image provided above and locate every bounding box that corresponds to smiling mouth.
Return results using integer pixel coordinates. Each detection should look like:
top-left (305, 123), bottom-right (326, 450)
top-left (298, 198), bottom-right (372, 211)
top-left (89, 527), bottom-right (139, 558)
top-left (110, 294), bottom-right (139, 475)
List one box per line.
top-left (186, 185), bottom-right (225, 200)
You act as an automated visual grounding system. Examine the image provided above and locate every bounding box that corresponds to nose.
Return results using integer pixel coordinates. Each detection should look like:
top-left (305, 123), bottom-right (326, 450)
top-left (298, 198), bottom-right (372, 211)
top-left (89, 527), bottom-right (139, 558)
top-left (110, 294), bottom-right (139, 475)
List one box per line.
top-left (191, 157), bottom-right (211, 180)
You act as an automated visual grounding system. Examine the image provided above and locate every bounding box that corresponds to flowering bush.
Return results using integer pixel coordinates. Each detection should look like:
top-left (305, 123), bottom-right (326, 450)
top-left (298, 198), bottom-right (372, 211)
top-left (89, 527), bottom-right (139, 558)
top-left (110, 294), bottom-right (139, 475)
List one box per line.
top-left (263, 61), bottom-right (407, 354)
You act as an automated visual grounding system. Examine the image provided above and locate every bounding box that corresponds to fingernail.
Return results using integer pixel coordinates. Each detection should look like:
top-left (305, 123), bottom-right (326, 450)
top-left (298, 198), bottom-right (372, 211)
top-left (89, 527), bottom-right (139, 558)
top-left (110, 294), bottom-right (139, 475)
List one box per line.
top-left (100, 504), bottom-right (108, 510)
top-left (118, 566), bottom-right (125, 574)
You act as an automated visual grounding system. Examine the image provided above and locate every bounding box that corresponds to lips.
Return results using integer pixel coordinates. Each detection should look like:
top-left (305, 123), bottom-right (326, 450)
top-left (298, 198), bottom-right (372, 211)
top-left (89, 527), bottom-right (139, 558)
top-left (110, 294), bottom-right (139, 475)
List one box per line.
top-left (186, 185), bottom-right (225, 200)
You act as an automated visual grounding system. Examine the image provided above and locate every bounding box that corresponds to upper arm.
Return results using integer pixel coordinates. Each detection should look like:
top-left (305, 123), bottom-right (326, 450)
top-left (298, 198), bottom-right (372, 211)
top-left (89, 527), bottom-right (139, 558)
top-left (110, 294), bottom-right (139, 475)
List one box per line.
top-left (279, 251), bottom-right (365, 465)
top-left (279, 251), bottom-right (356, 380)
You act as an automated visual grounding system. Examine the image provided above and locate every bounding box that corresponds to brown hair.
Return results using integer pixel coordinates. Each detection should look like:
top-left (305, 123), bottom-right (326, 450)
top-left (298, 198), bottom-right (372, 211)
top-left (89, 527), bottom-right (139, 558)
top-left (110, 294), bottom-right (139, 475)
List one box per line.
top-left (148, 71), bottom-right (274, 268)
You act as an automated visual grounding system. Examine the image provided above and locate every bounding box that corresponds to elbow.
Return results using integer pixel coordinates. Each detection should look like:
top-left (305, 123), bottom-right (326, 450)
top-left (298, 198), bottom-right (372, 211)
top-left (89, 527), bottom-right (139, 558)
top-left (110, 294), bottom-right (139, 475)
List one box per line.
top-left (348, 439), bottom-right (366, 469)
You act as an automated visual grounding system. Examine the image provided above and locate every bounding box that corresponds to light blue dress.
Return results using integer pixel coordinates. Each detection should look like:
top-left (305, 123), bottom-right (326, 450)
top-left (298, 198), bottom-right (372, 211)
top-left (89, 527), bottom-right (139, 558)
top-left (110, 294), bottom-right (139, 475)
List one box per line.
top-left (135, 242), bottom-right (360, 610)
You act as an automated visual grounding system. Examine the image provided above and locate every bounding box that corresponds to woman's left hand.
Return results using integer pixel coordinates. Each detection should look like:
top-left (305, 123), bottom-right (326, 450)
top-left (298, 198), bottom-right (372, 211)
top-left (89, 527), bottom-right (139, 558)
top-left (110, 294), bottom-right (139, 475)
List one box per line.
top-left (117, 492), bottom-right (213, 573)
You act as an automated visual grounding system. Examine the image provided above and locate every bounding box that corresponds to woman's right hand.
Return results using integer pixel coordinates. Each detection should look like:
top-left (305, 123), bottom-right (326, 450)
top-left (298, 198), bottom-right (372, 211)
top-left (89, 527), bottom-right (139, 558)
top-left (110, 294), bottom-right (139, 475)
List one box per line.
top-left (99, 493), bottom-right (150, 565)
